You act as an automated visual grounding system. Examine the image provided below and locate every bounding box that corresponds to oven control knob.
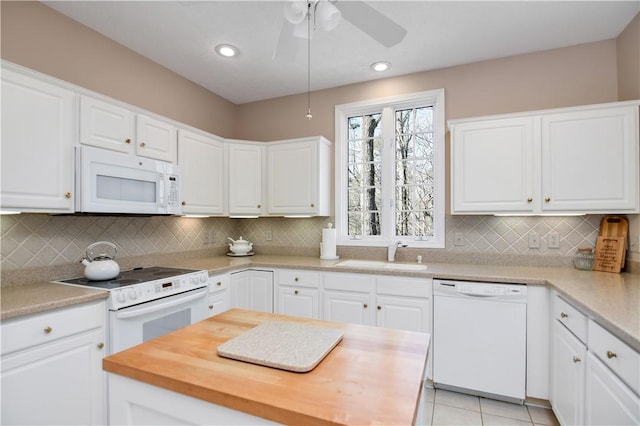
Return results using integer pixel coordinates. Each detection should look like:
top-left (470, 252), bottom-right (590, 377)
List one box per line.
top-left (191, 276), bottom-right (199, 285)
top-left (127, 289), bottom-right (137, 300)
top-left (200, 275), bottom-right (207, 283)
top-left (116, 292), bottom-right (126, 303)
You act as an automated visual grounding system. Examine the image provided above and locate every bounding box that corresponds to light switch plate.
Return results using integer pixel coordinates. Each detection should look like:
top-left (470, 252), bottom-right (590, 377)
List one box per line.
top-left (454, 232), bottom-right (464, 246)
top-left (528, 233), bottom-right (540, 249)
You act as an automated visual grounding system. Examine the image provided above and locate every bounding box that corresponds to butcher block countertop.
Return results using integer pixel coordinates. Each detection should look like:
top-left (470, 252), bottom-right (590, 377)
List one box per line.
top-left (103, 309), bottom-right (431, 426)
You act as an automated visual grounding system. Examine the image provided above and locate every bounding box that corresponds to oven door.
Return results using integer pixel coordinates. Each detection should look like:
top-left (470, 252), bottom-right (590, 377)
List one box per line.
top-left (109, 287), bottom-right (208, 354)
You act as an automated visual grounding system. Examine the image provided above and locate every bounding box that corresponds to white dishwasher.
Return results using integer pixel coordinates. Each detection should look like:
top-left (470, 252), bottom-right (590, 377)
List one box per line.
top-left (432, 279), bottom-right (527, 404)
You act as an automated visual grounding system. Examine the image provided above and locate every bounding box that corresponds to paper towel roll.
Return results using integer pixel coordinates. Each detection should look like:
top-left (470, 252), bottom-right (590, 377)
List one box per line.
top-left (320, 224), bottom-right (338, 259)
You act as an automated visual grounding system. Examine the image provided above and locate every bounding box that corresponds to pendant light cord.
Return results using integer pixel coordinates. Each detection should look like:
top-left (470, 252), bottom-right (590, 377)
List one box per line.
top-left (306, 1), bottom-right (312, 120)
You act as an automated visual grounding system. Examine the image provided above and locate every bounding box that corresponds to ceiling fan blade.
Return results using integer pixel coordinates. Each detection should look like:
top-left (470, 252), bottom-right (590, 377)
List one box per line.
top-left (272, 19), bottom-right (299, 62)
top-left (335, 0), bottom-right (407, 48)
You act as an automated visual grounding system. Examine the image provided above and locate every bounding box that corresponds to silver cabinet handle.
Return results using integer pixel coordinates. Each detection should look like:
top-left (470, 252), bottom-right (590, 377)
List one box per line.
top-left (573, 356), bottom-right (581, 363)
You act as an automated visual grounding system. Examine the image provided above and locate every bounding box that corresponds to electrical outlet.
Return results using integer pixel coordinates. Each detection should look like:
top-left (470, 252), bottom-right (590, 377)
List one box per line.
top-left (630, 234), bottom-right (640, 253)
top-left (528, 232), bottom-right (540, 249)
top-left (548, 231), bottom-right (560, 249)
top-left (265, 229), bottom-right (273, 241)
top-left (454, 232), bottom-right (464, 246)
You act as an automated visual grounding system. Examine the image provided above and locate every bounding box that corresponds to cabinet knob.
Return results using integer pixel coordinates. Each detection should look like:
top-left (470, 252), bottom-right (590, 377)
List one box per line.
top-left (377, 306), bottom-right (382, 310)
top-left (97, 342), bottom-right (104, 349)
top-left (125, 138), bottom-right (132, 144)
top-left (209, 305), bottom-right (214, 309)
top-left (216, 281), bottom-right (222, 286)
top-left (560, 312), bottom-right (568, 319)
top-left (257, 204), bottom-right (261, 208)
top-left (363, 303), bottom-right (368, 309)
top-left (294, 290), bottom-right (299, 295)
top-left (573, 356), bottom-right (581, 363)
top-left (527, 197), bottom-right (533, 203)
top-left (545, 197), bottom-right (551, 203)
top-left (606, 350), bottom-right (617, 359)
top-left (294, 277), bottom-right (299, 282)
top-left (181, 201), bottom-right (186, 206)
top-left (44, 326), bottom-right (52, 334)
top-left (140, 142), bottom-right (146, 148)
top-left (310, 203), bottom-right (315, 207)
top-left (64, 192), bottom-right (72, 199)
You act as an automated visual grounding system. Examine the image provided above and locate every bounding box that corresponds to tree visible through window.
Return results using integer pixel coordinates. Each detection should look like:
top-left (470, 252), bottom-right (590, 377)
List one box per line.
top-left (336, 90), bottom-right (444, 248)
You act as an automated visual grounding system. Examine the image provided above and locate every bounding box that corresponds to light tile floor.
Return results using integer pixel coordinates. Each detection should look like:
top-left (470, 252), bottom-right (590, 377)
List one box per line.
top-left (417, 387), bottom-right (560, 426)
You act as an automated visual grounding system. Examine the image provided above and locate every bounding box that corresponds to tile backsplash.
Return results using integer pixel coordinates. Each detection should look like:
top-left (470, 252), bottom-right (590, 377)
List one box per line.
top-left (1, 213), bottom-right (608, 271)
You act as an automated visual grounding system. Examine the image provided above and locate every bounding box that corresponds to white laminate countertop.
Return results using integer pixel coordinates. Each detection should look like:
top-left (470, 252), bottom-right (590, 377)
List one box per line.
top-left (2, 255), bottom-right (638, 352)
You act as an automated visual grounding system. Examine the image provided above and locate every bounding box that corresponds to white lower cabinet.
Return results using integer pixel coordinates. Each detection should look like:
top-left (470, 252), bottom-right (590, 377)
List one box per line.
top-left (323, 272), bottom-right (374, 325)
top-left (275, 269), bottom-right (321, 319)
top-left (207, 273), bottom-right (230, 317)
top-left (550, 292), bottom-right (640, 425)
top-left (1, 301), bottom-right (107, 425)
top-left (230, 270), bottom-right (273, 313)
top-left (551, 319), bottom-right (586, 426)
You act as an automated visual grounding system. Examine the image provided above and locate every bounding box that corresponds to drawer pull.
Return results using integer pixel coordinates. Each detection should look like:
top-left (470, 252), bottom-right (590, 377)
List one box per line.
top-left (97, 342), bottom-right (104, 349)
top-left (294, 290), bottom-right (299, 295)
top-left (216, 282), bottom-right (222, 286)
top-left (606, 350), bottom-right (617, 359)
top-left (294, 277), bottom-right (299, 282)
top-left (140, 142), bottom-right (146, 148)
top-left (377, 306), bottom-right (382, 310)
top-left (44, 326), bottom-right (52, 334)
top-left (573, 356), bottom-right (581, 363)
top-left (209, 305), bottom-right (214, 309)
top-left (545, 197), bottom-right (551, 203)
top-left (560, 312), bottom-right (568, 319)
top-left (363, 303), bottom-right (368, 309)
top-left (527, 197), bottom-right (533, 203)
top-left (125, 138), bottom-right (132, 144)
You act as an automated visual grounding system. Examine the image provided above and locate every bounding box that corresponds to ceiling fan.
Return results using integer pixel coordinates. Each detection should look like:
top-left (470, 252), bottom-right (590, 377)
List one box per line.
top-left (273, 0), bottom-right (408, 61)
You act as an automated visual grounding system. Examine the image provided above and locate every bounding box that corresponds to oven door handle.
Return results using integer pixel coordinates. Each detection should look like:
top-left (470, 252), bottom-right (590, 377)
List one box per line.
top-left (115, 288), bottom-right (207, 319)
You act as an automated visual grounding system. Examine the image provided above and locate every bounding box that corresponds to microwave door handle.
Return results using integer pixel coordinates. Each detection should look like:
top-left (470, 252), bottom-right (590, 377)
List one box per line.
top-left (157, 172), bottom-right (167, 208)
top-left (115, 288), bottom-right (207, 319)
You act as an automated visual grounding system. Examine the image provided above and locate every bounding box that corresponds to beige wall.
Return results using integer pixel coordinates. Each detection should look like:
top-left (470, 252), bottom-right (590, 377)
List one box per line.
top-left (0, 1), bottom-right (238, 138)
top-left (234, 40), bottom-right (619, 141)
top-left (617, 13), bottom-right (640, 101)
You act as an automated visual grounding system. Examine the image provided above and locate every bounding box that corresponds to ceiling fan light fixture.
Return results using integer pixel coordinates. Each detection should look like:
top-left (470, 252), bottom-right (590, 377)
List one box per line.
top-left (215, 44), bottom-right (239, 57)
top-left (316, 1), bottom-right (342, 31)
top-left (284, 0), bottom-right (307, 25)
top-left (370, 61), bottom-right (391, 72)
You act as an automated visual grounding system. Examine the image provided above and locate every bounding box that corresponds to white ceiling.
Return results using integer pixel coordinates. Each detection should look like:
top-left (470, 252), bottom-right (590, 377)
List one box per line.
top-left (43, 1), bottom-right (639, 105)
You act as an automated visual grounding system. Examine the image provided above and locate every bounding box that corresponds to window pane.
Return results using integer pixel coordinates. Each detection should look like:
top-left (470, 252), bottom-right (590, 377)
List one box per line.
top-left (348, 212), bottom-right (363, 236)
top-left (363, 212), bottom-right (381, 236)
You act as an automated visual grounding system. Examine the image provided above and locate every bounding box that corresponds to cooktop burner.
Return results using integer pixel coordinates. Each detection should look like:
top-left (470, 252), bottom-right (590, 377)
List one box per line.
top-left (55, 266), bottom-right (198, 290)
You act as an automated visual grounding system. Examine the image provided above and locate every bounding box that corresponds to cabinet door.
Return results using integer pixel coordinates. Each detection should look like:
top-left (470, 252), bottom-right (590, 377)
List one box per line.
top-left (136, 114), bottom-right (177, 162)
top-left (1, 69), bottom-right (75, 213)
top-left (323, 291), bottom-right (373, 325)
top-left (277, 286), bottom-right (320, 319)
top-left (541, 105), bottom-right (639, 213)
top-left (550, 320), bottom-right (586, 426)
top-left (227, 143), bottom-right (264, 215)
top-left (230, 270), bottom-right (273, 313)
top-left (79, 95), bottom-right (135, 153)
top-left (450, 117), bottom-right (535, 213)
top-left (267, 140), bottom-right (318, 215)
top-left (585, 352), bottom-right (640, 426)
top-left (375, 295), bottom-right (429, 333)
top-left (1, 329), bottom-right (105, 425)
top-left (178, 129), bottom-right (225, 215)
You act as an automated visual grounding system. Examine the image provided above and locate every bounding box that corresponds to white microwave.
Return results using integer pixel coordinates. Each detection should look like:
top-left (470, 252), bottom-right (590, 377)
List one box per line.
top-left (75, 146), bottom-right (181, 215)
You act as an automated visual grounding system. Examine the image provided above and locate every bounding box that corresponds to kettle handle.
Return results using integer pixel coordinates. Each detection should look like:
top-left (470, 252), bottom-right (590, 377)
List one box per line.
top-left (86, 241), bottom-right (118, 260)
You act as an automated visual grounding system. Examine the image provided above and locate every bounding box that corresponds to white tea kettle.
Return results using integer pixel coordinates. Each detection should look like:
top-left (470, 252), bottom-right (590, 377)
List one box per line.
top-left (81, 241), bottom-right (120, 281)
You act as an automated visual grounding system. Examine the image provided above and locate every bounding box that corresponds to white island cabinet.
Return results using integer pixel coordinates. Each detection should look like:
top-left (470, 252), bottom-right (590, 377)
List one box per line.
top-left (178, 129), bottom-right (225, 215)
top-left (1, 301), bottom-right (106, 425)
top-left (266, 136), bottom-right (332, 216)
top-left (1, 66), bottom-right (75, 213)
top-left (450, 101), bottom-right (639, 215)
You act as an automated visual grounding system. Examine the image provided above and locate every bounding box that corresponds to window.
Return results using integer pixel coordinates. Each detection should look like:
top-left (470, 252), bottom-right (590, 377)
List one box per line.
top-left (335, 89), bottom-right (445, 248)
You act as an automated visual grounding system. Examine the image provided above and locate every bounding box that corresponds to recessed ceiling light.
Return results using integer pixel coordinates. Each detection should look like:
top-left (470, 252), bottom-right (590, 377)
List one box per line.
top-left (215, 44), bottom-right (239, 58)
top-left (370, 61), bottom-right (391, 72)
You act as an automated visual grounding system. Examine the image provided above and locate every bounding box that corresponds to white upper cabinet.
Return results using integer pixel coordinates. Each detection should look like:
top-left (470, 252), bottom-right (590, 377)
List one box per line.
top-left (79, 95), bottom-right (177, 162)
top-left (226, 141), bottom-right (265, 216)
top-left (540, 105), bottom-right (638, 212)
top-left (1, 67), bottom-right (75, 213)
top-left (266, 136), bottom-right (332, 216)
top-left (79, 95), bottom-right (135, 153)
top-left (178, 129), bottom-right (225, 215)
top-left (450, 101), bottom-right (639, 215)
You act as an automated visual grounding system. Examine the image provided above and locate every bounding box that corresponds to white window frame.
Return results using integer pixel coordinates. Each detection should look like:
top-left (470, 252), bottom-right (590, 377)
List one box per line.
top-left (334, 89), bottom-right (445, 248)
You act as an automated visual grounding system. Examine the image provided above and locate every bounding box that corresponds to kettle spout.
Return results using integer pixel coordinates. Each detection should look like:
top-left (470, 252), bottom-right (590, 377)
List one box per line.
top-left (80, 257), bottom-right (91, 267)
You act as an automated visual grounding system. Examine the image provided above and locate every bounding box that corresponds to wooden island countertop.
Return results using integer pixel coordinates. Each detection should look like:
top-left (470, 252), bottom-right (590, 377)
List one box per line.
top-left (103, 309), bottom-right (431, 425)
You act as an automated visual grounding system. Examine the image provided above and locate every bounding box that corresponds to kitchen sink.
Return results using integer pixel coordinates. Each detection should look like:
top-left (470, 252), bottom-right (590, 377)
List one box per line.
top-left (336, 260), bottom-right (428, 271)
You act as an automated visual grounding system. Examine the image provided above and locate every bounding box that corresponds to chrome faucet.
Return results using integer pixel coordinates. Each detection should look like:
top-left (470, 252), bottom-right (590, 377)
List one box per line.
top-left (388, 240), bottom-right (408, 262)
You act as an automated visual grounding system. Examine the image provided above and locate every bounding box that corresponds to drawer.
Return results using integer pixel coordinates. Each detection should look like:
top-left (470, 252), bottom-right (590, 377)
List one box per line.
top-left (553, 294), bottom-right (588, 343)
top-left (323, 272), bottom-right (373, 293)
top-left (588, 319), bottom-right (640, 395)
top-left (377, 276), bottom-right (432, 298)
top-left (208, 273), bottom-right (229, 293)
top-left (277, 269), bottom-right (320, 288)
top-left (1, 301), bottom-right (105, 356)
